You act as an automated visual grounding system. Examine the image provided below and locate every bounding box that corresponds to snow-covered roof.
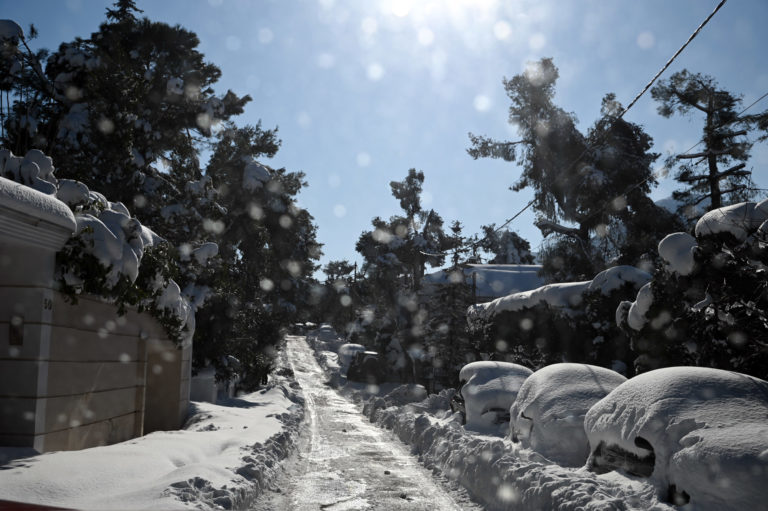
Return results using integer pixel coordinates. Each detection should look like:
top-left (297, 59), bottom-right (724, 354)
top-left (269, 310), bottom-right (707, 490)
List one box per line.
top-left (509, 363), bottom-right (626, 466)
top-left (469, 280), bottom-right (591, 320)
top-left (584, 367), bottom-right (768, 510)
top-left (423, 264), bottom-right (544, 300)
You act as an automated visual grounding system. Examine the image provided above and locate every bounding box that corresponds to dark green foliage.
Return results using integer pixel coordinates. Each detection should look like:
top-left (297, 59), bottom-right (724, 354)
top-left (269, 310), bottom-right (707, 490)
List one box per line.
top-left (621, 230), bottom-right (768, 379)
top-left (478, 224), bottom-right (534, 264)
top-left (469, 60), bottom-right (667, 281)
top-left (2, 1), bottom-right (321, 385)
top-left (651, 70), bottom-right (764, 211)
top-left (468, 281), bottom-right (640, 375)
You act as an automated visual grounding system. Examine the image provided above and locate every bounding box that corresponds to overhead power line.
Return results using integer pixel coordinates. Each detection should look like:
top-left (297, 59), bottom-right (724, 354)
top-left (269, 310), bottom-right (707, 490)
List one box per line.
top-left (468, 0), bottom-right (730, 259)
top-left (619, 0), bottom-right (727, 119)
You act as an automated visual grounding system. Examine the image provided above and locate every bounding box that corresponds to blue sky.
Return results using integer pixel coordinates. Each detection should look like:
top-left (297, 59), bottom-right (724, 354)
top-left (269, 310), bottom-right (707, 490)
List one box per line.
top-left (4, 0), bottom-right (768, 274)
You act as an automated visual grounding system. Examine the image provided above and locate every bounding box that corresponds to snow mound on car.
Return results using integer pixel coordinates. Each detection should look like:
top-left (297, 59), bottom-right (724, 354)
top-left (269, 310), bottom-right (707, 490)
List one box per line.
top-left (509, 363), bottom-right (626, 466)
top-left (459, 361), bottom-right (532, 430)
top-left (584, 366), bottom-right (768, 510)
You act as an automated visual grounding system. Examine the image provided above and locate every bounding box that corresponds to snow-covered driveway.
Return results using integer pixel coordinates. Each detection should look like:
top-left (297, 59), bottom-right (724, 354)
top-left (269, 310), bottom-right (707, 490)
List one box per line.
top-left (255, 335), bottom-right (478, 511)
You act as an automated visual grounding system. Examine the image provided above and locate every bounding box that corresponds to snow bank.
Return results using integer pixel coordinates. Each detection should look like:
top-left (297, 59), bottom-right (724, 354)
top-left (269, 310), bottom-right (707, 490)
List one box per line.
top-left (695, 199), bottom-right (768, 242)
top-left (657, 232), bottom-right (697, 276)
top-left (584, 367), bottom-right (768, 510)
top-left (509, 363), bottom-right (626, 467)
top-left (361, 386), bottom-right (670, 510)
top-left (458, 361), bottom-right (532, 430)
top-left (0, 357), bottom-right (305, 510)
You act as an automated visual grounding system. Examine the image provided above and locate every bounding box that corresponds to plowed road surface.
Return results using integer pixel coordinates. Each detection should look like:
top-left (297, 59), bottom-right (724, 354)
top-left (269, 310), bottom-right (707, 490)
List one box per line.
top-left (253, 335), bottom-right (480, 511)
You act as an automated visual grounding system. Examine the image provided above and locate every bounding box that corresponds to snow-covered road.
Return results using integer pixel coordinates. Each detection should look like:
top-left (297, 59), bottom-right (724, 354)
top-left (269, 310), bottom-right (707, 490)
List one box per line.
top-left (254, 335), bottom-right (479, 511)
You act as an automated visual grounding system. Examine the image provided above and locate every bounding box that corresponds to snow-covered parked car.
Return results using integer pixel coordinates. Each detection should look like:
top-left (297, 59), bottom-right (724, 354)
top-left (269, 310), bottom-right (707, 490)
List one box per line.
top-left (509, 363), bottom-right (626, 466)
top-left (338, 343), bottom-right (367, 375)
top-left (452, 361), bottom-right (532, 429)
top-left (584, 367), bottom-right (768, 509)
top-left (346, 351), bottom-right (384, 384)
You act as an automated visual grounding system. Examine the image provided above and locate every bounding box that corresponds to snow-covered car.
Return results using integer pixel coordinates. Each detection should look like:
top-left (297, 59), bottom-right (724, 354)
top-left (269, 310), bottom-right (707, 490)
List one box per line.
top-left (508, 363), bottom-right (626, 466)
top-left (584, 367), bottom-right (768, 509)
top-left (346, 351), bottom-right (384, 384)
top-left (338, 343), bottom-right (367, 375)
top-left (453, 361), bottom-right (532, 429)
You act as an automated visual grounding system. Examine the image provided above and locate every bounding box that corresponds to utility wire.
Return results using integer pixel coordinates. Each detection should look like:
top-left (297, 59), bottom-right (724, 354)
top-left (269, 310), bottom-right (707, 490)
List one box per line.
top-left (619, 0), bottom-right (727, 119)
top-left (421, 0), bottom-right (729, 261)
top-left (468, 0), bottom-right (729, 258)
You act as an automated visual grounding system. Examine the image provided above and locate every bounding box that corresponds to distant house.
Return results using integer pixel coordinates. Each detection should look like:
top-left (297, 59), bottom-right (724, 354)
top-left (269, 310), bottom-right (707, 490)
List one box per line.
top-left (422, 264), bottom-right (545, 304)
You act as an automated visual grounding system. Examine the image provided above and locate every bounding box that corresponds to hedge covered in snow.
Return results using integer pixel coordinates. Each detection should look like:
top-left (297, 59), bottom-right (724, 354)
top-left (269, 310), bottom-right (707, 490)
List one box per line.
top-left (467, 265), bottom-right (651, 374)
top-left (616, 198), bottom-right (768, 378)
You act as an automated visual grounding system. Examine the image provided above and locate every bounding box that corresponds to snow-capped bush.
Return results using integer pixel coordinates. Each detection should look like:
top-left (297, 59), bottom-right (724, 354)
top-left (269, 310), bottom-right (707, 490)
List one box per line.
top-left (468, 265), bottom-right (650, 373)
top-left (585, 367), bottom-right (768, 509)
top-left (617, 198), bottom-right (768, 377)
top-left (509, 363), bottom-right (626, 466)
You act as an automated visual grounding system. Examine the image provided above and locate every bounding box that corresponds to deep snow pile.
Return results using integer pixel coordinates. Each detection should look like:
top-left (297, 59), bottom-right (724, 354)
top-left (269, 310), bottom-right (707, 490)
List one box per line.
top-left (509, 363), bottom-right (626, 467)
top-left (585, 367), bottom-right (768, 510)
top-left (0, 360), bottom-right (305, 510)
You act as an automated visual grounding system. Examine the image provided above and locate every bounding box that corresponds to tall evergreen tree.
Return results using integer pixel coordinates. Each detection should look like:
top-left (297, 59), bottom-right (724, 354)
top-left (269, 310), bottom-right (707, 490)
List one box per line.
top-left (651, 70), bottom-right (763, 211)
top-left (469, 60), bottom-right (669, 279)
top-left (478, 224), bottom-right (534, 264)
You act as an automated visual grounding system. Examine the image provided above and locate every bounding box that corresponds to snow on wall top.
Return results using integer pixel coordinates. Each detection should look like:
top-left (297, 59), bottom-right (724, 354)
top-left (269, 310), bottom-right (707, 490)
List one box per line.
top-left (0, 176), bottom-right (76, 232)
top-left (584, 366), bottom-right (768, 510)
top-left (509, 363), bottom-right (626, 466)
top-left (695, 199), bottom-right (768, 242)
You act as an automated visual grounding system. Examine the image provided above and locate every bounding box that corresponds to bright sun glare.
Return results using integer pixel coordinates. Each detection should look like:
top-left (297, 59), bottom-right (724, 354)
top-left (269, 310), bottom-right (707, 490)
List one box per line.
top-left (386, 0), bottom-right (500, 20)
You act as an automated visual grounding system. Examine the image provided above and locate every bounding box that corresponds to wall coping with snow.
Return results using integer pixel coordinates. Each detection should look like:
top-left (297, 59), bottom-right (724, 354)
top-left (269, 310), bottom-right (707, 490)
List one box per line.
top-left (0, 176), bottom-right (76, 251)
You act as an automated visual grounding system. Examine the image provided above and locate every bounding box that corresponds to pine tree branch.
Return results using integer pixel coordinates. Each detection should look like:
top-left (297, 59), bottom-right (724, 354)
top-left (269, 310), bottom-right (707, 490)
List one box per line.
top-left (677, 148), bottom-right (734, 159)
